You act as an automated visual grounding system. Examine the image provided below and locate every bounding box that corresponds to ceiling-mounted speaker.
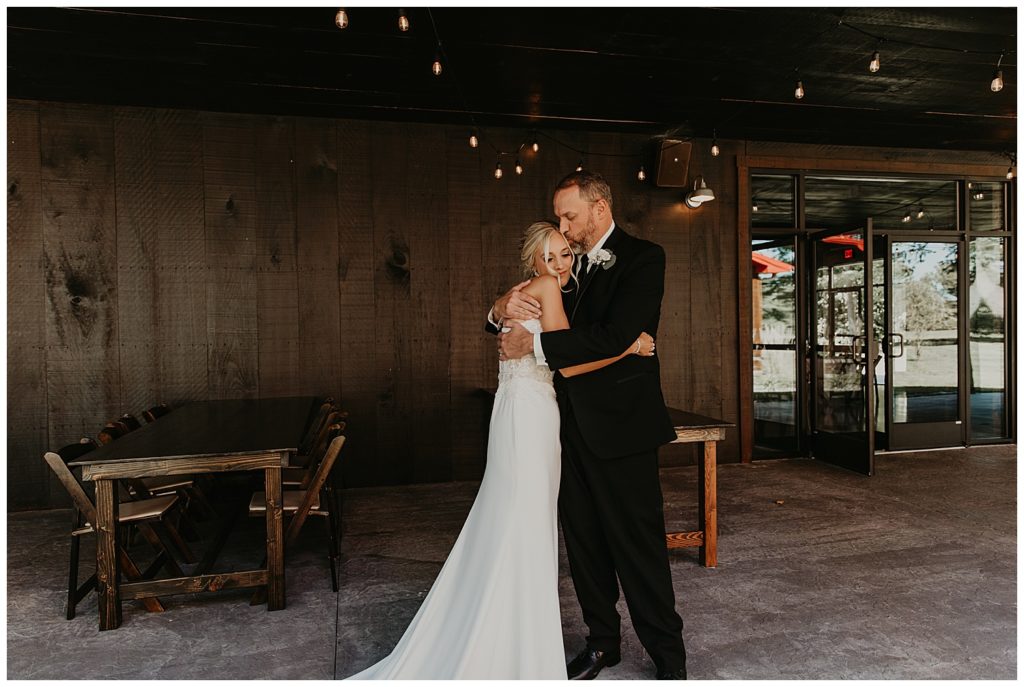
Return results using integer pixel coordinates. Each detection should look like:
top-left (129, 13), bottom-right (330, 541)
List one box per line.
top-left (655, 139), bottom-right (692, 188)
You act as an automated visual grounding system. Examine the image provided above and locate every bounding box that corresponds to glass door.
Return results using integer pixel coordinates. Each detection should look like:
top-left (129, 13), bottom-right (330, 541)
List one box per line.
top-left (808, 223), bottom-right (876, 475)
top-left (886, 239), bottom-right (964, 448)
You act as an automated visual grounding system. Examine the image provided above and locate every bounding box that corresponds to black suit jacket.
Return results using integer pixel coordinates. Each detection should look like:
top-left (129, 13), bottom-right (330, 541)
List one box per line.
top-left (541, 226), bottom-right (676, 459)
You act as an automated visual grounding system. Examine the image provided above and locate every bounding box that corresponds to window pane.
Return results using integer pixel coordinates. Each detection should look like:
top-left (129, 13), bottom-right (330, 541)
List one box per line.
top-left (805, 176), bottom-right (957, 230)
top-left (969, 237), bottom-right (1006, 439)
top-left (752, 239), bottom-right (797, 455)
top-left (968, 181), bottom-right (1006, 231)
top-left (751, 174), bottom-right (795, 228)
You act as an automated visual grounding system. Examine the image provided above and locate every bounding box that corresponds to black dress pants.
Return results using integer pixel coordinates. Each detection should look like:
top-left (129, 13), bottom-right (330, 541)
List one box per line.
top-left (557, 399), bottom-right (687, 673)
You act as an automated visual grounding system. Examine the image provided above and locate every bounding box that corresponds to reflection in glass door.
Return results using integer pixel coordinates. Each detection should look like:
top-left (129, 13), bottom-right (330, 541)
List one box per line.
top-left (809, 227), bottom-right (875, 475)
top-left (888, 241), bottom-right (963, 447)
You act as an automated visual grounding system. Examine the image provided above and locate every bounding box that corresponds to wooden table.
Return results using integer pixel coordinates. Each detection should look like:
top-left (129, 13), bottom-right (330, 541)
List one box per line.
top-left (664, 408), bottom-right (733, 568)
top-left (70, 396), bottom-right (318, 630)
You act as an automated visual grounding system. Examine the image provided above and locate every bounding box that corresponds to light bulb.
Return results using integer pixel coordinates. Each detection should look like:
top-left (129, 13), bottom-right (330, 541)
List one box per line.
top-left (795, 80), bottom-right (805, 100)
top-left (991, 70), bottom-right (1004, 92)
top-left (711, 142), bottom-right (720, 157)
top-left (432, 58), bottom-right (442, 76)
top-left (335, 8), bottom-right (349, 29)
top-left (916, 207), bottom-right (925, 219)
top-left (973, 191), bottom-right (985, 201)
top-left (398, 10), bottom-right (409, 31)
top-left (532, 139), bottom-right (539, 153)
top-left (469, 133), bottom-right (479, 148)
top-left (752, 202), bottom-right (759, 212)
top-left (494, 162), bottom-right (503, 180)
top-left (901, 212), bottom-right (912, 223)
top-left (637, 166), bottom-right (646, 182)
top-left (576, 160), bottom-right (583, 172)
top-left (515, 159), bottom-right (523, 175)
top-left (1007, 167), bottom-right (1014, 180)
top-left (869, 51), bottom-right (880, 73)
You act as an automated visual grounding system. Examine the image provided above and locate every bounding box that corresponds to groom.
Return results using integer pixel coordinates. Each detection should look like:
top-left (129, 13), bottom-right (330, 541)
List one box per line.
top-left (490, 171), bottom-right (687, 680)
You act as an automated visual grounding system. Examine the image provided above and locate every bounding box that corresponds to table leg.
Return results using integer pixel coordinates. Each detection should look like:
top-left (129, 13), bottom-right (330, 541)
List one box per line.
top-left (698, 441), bottom-right (718, 568)
top-left (264, 463), bottom-right (285, 611)
top-left (95, 479), bottom-right (123, 630)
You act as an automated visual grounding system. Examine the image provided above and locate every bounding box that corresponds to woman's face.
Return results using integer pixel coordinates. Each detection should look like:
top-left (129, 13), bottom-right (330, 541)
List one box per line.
top-left (533, 231), bottom-right (574, 287)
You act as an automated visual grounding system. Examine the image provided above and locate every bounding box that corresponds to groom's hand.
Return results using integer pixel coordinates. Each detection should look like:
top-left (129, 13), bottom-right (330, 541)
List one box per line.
top-left (494, 280), bottom-right (542, 322)
top-left (497, 321), bottom-right (535, 361)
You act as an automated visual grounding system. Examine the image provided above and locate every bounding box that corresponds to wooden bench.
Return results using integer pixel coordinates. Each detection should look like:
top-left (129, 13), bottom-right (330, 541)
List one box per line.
top-left (664, 408), bottom-right (733, 568)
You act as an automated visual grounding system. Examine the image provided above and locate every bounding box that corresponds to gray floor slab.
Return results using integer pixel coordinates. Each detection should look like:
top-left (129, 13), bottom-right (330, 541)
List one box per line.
top-left (7, 446), bottom-right (1017, 679)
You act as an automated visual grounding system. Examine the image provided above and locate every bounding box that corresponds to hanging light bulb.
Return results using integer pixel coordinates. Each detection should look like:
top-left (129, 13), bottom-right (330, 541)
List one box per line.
top-left (794, 80), bottom-right (805, 100)
top-left (752, 200), bottom-right (759, 212)
top-left (711, 142), bottom-right (720, 157)
top-left (1006, 167), bottom-right (1014, 180)
top-left (901, 212), bottom-right (912, 223)
top-left (576, 160), bottom-right (584, 172)
top-left (916, 207), bottom-right (925, 219)
top-left (637, 166), bottom-right (646, 182)
top-left (432, 56), bottom-right (443, 76)
top-left (973, 191), bottom-right (985, 201)
top-left (991, 70), bottom-right (1004, 92)
top-left (532, 138), bottom-right (540, 153)
top-left (869, 50), bottom-right (881, 73)
top-left (494, 161), bottom-right (503, 180)
top-left (468, 132), bottom-right (479, 148)
top-left (334, 8), bottom-right (349, 29)
top-left (398, 9), bottom-right (410, 31)
top-left (515, 159), bottom-right (524, 175)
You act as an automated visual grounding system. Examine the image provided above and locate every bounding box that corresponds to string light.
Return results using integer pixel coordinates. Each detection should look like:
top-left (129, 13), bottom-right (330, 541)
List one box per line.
top-left (973, 191), bottom-right (985, 200)
top-left (637, 166), bottom-right (646, 181)
top-left (752, 200), bottom-right (759, 212)
top-left (576, 160), bottom-right (584, 172)
top-left (432, 56), bottom-right (443, 76)
top-left (494, 161), bottom-right (503, 179)
top-left (711, 129), bottom-right (720, 157)
top-left (869, 50), bottom-right (881, 73)
top-left (398, 9), bottom-right (410, 32)
top-left (901, 212), bottom-right (912, 223)
top-left (991, 53), bottom-right (1005, 92)
top-left (1007, 167), bottom-right (1015, 180)
top-left (334, 8), bottom-right (349, 29)
top-left (794, 79), bottom-right (805, 100)
top-left (468, 131), bottom-right (479, 148)
top-left (532, 138), bottom-right (540, 153)
top-left (916, 207), bottom-right (925, 219)
top-left (515, 159), bottom-right (524, 175)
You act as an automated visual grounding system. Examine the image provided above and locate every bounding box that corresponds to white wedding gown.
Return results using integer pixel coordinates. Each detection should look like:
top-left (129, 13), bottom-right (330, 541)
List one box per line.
top-left (349, 318), bottom-right (567, 680)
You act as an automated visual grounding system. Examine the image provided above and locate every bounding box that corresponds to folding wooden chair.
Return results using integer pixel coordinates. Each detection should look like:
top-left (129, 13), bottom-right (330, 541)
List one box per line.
top-left (142, 403), bottom-right (171, 424)
top-left (44, 442), bottom-right (195, 619)
top-left (249, 431), bottom-right (346, 592)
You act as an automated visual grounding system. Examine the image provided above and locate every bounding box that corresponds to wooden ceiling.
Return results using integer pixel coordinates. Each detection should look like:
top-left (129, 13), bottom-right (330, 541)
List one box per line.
top-left (7, 6), bottom-right (1017, 151)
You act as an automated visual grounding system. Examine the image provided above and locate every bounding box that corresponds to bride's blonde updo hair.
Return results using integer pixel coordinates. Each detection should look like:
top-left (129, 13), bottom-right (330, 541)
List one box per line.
top-left (519, 221), bottom-right (576, 282)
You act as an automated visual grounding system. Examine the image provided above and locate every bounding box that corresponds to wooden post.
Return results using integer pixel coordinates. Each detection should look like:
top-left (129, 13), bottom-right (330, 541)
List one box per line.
top-left (698, 441), bottom-right (718, 568)
top-left (264, 458), bottom-right (285, 611)
top-left (95, 479), bottom-right (122, 630)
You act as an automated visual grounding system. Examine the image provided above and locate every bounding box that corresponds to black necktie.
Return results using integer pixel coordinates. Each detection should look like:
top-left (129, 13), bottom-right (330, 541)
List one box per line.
top-left (578, 253), bottom-right (590, 276)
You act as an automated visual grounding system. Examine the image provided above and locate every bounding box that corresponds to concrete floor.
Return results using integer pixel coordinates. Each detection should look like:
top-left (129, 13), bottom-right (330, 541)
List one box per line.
top-left (7, 445), bottom-right (1016, 680)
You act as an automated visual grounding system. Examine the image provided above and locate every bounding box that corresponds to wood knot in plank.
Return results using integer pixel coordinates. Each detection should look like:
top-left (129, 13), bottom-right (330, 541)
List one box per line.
top-left (384, 237), bottom-right (410, 286)
top-left (8, 180), bottom-right (19, 199)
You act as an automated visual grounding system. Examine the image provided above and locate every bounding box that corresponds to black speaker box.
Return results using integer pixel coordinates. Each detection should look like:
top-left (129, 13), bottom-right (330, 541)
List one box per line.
top-left (655, 139), bottom-right (691, 188)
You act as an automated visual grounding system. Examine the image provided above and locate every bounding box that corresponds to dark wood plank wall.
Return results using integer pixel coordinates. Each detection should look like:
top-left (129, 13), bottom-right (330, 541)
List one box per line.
top-left (8, 98), bottom-right (1008, 509)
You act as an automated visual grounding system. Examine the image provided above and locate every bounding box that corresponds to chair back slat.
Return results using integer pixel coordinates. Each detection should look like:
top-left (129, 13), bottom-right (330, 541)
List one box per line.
top-left (298, 401), bottom-right (333, 456)
top-left (43, 451), bottom-right (98, 525)
top-left (285, 431), bottom-right (345, 546)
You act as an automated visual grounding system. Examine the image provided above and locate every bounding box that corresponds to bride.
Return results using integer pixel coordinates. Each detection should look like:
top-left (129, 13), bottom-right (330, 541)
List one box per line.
top-left (348, 221), bottom-right (654, 680)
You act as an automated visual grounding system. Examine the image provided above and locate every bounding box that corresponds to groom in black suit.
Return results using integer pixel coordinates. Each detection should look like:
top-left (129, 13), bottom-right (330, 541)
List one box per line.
top-left (492, 171), bottom-right (687, 680)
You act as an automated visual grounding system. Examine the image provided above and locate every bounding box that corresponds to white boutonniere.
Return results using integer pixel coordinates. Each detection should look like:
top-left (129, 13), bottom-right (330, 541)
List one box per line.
top-left (592, 248), bottom-right (617, 270)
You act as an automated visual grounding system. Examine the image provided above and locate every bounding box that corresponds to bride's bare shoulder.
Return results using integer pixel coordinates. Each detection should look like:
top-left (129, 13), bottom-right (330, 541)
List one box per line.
top-left (522, 274), bottom-right (559, 299)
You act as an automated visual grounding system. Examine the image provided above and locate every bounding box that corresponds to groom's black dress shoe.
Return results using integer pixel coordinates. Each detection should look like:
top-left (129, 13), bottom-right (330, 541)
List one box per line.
top-left (567, 646), bottom-right (621, 680)
top-left (656, 667), bottom-right (688, 680)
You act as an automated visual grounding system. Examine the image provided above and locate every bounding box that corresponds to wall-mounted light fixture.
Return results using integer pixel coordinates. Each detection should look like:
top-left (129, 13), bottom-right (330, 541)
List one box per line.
top-left (685, 177), bottom-right (716, 208)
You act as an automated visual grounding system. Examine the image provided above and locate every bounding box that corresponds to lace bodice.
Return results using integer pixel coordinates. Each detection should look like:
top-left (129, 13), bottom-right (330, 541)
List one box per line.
top-left (498, 319), bottom-right (554, 386)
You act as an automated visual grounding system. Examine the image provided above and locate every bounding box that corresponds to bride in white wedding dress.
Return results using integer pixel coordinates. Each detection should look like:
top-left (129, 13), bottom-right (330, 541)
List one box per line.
top-left (348, 222), bottom-right (654, 680)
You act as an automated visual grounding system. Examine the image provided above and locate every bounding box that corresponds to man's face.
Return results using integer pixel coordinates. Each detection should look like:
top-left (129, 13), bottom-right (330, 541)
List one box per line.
top-left (553, 185), bottom-right (601, 250)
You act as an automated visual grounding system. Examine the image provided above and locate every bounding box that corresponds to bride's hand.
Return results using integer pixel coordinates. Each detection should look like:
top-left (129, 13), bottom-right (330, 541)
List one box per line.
top-left (632, 332), bottom-right (655, 357)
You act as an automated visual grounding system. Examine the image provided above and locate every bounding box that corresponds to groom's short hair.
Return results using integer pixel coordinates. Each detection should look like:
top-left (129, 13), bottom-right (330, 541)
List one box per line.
top-left (555, 171), bottom-right (613, 209)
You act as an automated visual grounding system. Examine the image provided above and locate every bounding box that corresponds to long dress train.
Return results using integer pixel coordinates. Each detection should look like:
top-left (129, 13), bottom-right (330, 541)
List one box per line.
top-left (349, 319), bottom-right (567, 680)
